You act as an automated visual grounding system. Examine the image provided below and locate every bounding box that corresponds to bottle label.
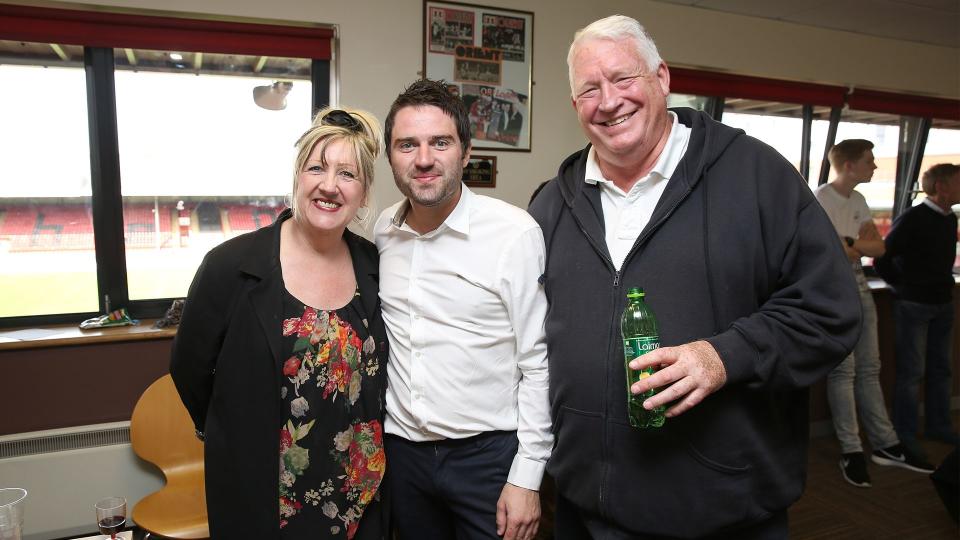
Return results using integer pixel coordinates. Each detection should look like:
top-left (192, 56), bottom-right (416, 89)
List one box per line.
top-left (623, 336), bottom-right (659, 360)
top-left (624, 334), bottom-right (665, 428)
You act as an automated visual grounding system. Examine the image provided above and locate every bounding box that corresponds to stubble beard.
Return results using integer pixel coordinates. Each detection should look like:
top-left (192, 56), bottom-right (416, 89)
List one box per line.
top-left (394, 165), bottom-right (463, 208)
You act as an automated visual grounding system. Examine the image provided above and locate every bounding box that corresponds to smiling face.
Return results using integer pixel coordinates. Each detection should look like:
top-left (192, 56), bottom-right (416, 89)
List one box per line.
top-left (571, 38), bottom-right (672, 169)
top-left (388, 105), bottom-right (468, 212)
top-left (294, 137), bottom-right (366, 234)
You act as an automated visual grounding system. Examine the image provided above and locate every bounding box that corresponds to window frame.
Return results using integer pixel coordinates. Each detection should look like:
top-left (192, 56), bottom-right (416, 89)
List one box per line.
top-left (0, 5), bottom-right (335, 327)
top-left (669, 66), bottom-right (958, 217)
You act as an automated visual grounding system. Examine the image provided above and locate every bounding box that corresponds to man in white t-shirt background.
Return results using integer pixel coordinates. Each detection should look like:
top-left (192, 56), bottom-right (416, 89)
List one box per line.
top-left (814, 138), bottom-right (934, 489)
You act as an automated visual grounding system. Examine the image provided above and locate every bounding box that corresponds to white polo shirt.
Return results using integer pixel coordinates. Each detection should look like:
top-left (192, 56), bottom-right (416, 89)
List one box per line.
top-left (584, 111), bottom-right (691, 270)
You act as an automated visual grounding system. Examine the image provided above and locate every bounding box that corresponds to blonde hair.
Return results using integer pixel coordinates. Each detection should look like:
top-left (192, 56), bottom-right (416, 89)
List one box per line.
top-left (292, 106), bottom-right (383, 226)
top-left (567, 15), bottom-right (663, 96)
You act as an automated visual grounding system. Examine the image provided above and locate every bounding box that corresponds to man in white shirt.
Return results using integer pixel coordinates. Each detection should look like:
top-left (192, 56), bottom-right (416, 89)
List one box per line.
top-left (815, 139), bottom-right (934, 489)
top-left (375, 79), bottom-right (551, 540)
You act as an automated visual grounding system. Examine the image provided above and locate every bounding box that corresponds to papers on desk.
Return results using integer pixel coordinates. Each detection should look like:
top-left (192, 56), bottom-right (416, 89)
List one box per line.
top-left (0, 328), bottom-right (68, 341)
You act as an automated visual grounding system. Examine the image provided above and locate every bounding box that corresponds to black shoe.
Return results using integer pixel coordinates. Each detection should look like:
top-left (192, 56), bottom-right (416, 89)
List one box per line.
top-left (840, 452), bottom-right (872, 488)
top-left (872, 443), bottom-right (936, 473)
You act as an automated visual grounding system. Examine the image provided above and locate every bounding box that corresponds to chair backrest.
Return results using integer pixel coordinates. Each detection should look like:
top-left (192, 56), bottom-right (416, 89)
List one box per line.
top-left (130, 374), bottom-right (209, 538)
top-left (130, 374), bottom-right (204, 476)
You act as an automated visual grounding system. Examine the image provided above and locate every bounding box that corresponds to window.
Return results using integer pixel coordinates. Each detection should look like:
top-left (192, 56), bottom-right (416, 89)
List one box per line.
top-left (667, 93), bottom-right (709, 111)
top-left (0, 42), bottom-right (96, 317)
top-left (666, 68), bottom-right (960, 272)
top-left (0, 5), bottom-right (333, 325)
top-left (668, 67), bottom-right (849, 183)
top-left (114, 49), bottom-right (311, 300)
top-left (720, 99), bottom-right (810, 173)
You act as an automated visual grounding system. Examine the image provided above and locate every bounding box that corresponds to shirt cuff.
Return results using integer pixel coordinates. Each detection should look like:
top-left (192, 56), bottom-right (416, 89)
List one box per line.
top-left (506, 454), bottom-right (545, 491)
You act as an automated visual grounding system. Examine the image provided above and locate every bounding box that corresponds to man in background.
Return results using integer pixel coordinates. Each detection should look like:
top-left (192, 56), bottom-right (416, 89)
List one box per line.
top-left (815, 139), bottom-right (933, 489)
top-left (879, 163), bottom-right (960, 452)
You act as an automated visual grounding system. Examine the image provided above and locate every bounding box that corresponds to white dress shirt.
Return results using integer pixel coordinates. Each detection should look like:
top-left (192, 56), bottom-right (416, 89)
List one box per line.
top-left (374, 184), bottom-right (552, 490)
top-left (584, 111), bottom-right (691, 270)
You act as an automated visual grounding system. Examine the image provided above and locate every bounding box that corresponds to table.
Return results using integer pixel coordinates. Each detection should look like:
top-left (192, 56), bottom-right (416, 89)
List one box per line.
top-left (71, 532), bottom-right (133, 540)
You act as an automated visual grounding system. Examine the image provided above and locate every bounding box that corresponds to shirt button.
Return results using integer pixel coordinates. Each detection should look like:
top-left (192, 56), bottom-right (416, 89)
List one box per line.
top-left (415, 352), bottom-right (422, 358)
top-left (414, 314), bottom-right (420, 320)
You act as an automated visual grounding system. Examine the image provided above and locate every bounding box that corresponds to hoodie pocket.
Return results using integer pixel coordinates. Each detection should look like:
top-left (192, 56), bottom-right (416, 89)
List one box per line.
top-left (547, 406), bottom-right (603, 512)
top-left (605, 420), bottom-right (753, 538)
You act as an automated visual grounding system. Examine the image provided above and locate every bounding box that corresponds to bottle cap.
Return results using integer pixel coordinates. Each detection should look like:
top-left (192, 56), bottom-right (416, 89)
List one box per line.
top-left (626, 287), bottom-right (644, 299)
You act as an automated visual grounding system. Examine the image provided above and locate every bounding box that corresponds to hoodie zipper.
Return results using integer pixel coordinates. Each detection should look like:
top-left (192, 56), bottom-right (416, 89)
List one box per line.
top-left (571, 219), bottom-right (621, 516)
top-left (570, 181), bottom-right (696, 519)
top-left (558, 126), bottom-right (705, 517)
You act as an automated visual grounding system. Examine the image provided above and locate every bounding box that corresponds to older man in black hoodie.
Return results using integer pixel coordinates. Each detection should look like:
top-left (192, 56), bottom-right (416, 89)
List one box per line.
top-left (527, 15), bottom-right (861, 539)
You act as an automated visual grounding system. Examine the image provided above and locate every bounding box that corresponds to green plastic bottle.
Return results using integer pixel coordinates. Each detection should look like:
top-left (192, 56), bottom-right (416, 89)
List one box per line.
top-left (621, 287), bottom-right (665, 428)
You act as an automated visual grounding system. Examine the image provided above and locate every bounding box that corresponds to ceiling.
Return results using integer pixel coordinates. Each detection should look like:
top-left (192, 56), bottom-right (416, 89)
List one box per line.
top-left (650, 0), bottom-right (960, 49)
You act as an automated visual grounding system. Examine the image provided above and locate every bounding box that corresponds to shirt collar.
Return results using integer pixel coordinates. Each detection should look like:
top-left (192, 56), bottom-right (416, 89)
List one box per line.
top-left (584, 111), bottom-right (683, 189)
top-left (390, 182), bottom-right (472, 235)
top-left (922, 197), bottom-right (954, 216)
top-left (444, 183), bottom-right (472, 234)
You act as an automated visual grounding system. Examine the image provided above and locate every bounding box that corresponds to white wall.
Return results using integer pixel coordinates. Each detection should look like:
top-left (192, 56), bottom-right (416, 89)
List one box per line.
top-left (47, 0), bottom-right (960, 214)
top-left (2, 443), bottom-right (163, 540)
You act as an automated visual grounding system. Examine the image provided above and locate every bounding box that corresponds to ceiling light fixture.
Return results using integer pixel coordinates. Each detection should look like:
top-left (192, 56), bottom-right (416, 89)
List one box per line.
top-left (253, 81), bottom-right (293, 111)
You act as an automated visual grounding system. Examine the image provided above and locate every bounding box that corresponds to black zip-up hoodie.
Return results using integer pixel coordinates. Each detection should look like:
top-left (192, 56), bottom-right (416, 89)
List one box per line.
top-left (528, 108), bottom-right (860, 537)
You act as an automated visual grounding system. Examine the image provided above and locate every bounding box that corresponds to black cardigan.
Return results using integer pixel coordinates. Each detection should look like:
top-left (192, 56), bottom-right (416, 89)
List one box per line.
top-left (170, 210), bottom-right (387, 538)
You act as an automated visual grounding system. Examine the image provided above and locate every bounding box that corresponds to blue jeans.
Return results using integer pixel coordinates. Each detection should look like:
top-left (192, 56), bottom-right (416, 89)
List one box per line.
top-left (892, 299), bottom-right (955, 442)
top-left (826, 268), bottom-right (899, 454)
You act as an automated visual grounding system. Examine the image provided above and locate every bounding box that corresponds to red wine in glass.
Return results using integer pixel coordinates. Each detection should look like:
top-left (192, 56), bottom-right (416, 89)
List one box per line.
top-left (94, 497), bottom-right (127, 539)
top-left (98, 515), bottom-right (126, 537)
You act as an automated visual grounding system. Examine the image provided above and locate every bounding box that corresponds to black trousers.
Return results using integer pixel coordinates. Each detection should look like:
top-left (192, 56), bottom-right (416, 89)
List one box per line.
top-left (555, 493), bottom-right (788, 540)
top-left (385, 431), bottom-right (518, 540)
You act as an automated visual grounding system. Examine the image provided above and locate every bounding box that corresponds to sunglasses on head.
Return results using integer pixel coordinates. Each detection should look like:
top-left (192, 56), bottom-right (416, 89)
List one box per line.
top-left (322, 109), bottom-right (362, 132)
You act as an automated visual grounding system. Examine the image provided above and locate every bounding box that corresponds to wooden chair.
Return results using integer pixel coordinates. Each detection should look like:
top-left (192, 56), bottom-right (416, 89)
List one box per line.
top-left (130, 374), bottom-right (209, 539)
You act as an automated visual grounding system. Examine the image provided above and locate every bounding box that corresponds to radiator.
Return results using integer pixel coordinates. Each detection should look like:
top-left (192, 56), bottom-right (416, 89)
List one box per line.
top-left (0, 422), bottom-right (164, 540)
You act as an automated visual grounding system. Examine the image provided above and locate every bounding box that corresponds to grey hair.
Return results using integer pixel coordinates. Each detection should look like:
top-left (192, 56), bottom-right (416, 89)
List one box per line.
top-left (921, 163), bottom-right (960, 196)
top-left (567, 14), bottom-right (663, 96)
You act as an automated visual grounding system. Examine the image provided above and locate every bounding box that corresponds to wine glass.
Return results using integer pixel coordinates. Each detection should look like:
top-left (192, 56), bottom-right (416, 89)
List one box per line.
top-left (94, 497), bottom-right (126, 539)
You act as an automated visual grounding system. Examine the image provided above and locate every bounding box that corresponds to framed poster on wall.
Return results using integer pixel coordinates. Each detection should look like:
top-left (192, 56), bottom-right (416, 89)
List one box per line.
top-left (424, 0), bottom-right (533, 152)
top-left (462, 155), bottom-right (497, 188)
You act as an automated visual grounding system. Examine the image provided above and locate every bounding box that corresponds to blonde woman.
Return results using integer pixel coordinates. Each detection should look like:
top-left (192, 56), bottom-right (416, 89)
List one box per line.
top-left (172, 107), bottom-right (389, 539)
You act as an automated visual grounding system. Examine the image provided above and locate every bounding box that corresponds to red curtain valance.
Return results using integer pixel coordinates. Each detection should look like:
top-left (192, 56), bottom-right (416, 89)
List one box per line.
top-left (847, 88), bottom-right (960, 121)
top-left (670, 66), bottom-right (960, 121)
top-left (0, 4), bottom-right (332, 59)
top-left (670, 67), bottom-right (846, 108)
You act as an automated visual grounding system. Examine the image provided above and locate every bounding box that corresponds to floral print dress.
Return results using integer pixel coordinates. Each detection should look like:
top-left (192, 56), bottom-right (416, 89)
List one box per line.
top-left (278, 288), bottom-right (386, 539)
